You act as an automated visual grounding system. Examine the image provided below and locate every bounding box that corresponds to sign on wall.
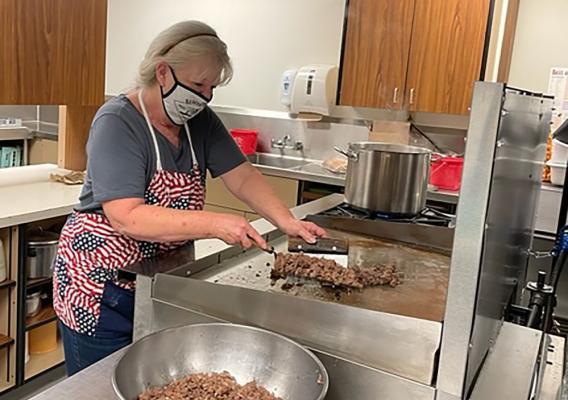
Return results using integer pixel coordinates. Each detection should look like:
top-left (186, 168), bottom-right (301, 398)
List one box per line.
top-left (548, 67), bottom-right (568, 131)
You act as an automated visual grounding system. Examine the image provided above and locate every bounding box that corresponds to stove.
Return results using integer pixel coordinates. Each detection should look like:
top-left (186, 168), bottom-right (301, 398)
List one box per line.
top-left (319, 203), bottom-right (455, 227)
top-left (305, 203), bottom-right (455, 254)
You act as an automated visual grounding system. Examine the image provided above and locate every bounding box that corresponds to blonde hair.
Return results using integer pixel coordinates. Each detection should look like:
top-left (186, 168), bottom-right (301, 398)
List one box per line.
top-left (137, 20), bottom-right (233, 88)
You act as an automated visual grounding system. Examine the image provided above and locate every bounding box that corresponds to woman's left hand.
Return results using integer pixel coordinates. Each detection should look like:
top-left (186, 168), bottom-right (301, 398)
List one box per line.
top-left (279, 218), bottom-right (326, 244)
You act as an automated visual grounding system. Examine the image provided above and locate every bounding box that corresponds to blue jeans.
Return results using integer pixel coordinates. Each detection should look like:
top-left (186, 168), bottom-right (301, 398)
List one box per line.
top-left (60, 281), bottom-right (134, 376)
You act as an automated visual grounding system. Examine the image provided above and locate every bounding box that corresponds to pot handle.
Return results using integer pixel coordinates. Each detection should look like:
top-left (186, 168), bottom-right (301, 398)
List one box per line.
top-left (334, 146), bottom-right (359, 161)
top-left (431, 153), bottom-right (444, 162)
top-left (430, 159), bottom-right (448, 175)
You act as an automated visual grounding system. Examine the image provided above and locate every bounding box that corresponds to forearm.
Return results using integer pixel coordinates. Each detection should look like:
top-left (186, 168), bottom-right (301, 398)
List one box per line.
top-left (107, 204), bottom-right (218, 242)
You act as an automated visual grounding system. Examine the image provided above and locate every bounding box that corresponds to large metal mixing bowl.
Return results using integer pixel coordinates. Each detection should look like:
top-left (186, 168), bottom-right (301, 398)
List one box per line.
top-left (112, 323), bottom-right (328, 400)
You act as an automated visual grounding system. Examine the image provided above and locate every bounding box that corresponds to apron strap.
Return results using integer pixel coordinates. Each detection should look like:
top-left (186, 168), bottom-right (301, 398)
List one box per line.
top-left (138, 90), bottom-right (163, 171)
top-left (183, 121), bottom-right (198, 168)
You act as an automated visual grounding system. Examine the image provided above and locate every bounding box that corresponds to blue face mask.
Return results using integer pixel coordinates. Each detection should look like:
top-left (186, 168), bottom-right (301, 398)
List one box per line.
top-left (161, 66), bottom-right (212, 125)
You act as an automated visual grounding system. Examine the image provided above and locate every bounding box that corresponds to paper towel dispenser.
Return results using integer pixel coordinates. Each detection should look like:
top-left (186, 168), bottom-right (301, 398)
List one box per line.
top-left (289, 65), bottom-right (338, 116)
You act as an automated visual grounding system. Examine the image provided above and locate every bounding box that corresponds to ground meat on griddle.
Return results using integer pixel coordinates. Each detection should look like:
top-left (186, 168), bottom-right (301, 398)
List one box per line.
top-left (354, 264), bottom-right (400, 288)
top-left (272, 252), bottom-right (399, 289)
top-left (138, 371), bottom-right (282, 400)
top-left (272, 252), bottom-right (362, 288)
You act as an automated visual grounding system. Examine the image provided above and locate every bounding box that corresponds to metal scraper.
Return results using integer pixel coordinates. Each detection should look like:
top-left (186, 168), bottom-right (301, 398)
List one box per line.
top-left (288, 237), bottom-right (349, 267)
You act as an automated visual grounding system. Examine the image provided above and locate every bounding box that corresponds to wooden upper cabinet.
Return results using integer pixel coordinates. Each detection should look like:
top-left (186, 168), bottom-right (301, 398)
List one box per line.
top-left (339, 0), bottom-right (416, 109)
top-left (405, 0), bottom-right (491, 114)
top-left (0, 0), bottom-right (107, 105)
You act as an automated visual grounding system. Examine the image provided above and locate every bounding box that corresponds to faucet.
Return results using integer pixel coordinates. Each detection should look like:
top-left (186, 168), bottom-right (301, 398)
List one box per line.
top-left (271, 134), bottom-right (303, 150)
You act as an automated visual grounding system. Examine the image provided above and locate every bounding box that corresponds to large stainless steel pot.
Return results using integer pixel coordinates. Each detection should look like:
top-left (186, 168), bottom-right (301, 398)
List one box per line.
top-left (26, 231), bottom-right (59, 279)
top-left (336, 142), bottom-right (431, 215)
top-left (113, 323), bottom-right (329, 400)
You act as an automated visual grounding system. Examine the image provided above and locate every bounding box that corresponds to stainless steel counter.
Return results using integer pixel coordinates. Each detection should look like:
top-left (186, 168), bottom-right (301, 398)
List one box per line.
top-left (251, 153), bottom-right (568, 219)
top-left (30, 348), bottom-right (126, 400)
top-left (27, 303), bottom-right (554, 400)
top-left (254, 160), bottom-right (344, 187)
top-left (253, 157), bottom-right (568, 230)
top-left (252, 160), bottom-right (460, 204)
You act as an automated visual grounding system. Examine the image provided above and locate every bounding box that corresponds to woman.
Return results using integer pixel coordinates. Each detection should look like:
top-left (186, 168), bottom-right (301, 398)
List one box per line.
top-left (53, 20), bottom-right (325, 376)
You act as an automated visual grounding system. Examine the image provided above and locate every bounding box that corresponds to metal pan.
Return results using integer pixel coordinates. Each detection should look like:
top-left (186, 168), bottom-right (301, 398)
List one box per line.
top-left (112, 323), bottom-right (328, 400)
top-left (335, 142), bottom-right (431, 215)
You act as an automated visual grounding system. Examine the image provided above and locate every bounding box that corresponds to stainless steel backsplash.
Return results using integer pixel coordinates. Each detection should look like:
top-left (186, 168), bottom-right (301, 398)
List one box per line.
top-left (214, 106), bottom-right (468, 158)
top-left (410, 131), bottom-right (467, 155)
top-left (0, 105), bottom-right (38, 122)
top-left (0, 105), bottom-right (59, 134)
top-left (39, 105), bottom-right (59, 124)
top-left (214, 106), bottom-right (370, 161)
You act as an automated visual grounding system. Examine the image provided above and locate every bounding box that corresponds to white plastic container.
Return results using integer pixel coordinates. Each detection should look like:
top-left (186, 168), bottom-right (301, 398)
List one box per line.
top-left (551, 139), bottom-right (568, 164)
top-left (547, 160), bottom-right (566, 186)
top-left (290, 64), bottom-right (338, 116)
top-left (26, 292), bottom-right (41, 317)
top-left (0, 238), bottom-right (6, 282)
top-left (280, 69), bottom-right (298, 106)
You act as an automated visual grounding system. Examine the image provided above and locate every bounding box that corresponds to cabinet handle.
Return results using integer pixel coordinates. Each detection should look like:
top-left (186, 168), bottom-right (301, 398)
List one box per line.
top-left (393, 88), bottom-right (399, 104)
top-left (409, 88), bottom-right (415, 105)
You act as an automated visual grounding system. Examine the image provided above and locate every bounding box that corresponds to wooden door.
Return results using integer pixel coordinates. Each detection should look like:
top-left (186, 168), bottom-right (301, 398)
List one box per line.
top-left (339, 0), bottom-right (416, 109)
top-left (0, 0), bottom-right (107, 105)
top-left (405, 0), bottom-right (491, 114)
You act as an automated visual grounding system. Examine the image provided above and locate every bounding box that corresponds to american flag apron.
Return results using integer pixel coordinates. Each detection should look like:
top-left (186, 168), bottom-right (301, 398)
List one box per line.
top-left (53, 90), bottom-right (205, 335)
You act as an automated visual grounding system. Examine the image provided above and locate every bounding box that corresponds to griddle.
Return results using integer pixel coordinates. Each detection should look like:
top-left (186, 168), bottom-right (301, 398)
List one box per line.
top-left (193, 228), bottom-right (451, 322)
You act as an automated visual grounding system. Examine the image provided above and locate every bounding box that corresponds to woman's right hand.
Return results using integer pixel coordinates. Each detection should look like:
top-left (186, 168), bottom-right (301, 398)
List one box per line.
top-left (210, 213), bottom-right (267, 250)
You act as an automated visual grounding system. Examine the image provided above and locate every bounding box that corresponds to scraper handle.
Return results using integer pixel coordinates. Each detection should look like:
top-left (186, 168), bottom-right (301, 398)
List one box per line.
top-left (246, 234), bottom-right (275, 255)
top-left (288, 237), bottom-right (349, 254)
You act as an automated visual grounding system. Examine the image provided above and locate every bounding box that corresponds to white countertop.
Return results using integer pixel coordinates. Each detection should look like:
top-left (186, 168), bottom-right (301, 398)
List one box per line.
top-left (0, 165), bottom-right (82, 228)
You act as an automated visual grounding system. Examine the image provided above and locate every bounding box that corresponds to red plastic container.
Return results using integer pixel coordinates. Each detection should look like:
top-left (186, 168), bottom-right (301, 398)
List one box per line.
top-left (230, 129), bottom-right (258, 155)
top-left (429, 156), bottom-right (464, 191)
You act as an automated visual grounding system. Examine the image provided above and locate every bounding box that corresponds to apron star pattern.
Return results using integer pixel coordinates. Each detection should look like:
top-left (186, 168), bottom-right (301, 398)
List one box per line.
top-left (53, 90), bottom-right (205, 335)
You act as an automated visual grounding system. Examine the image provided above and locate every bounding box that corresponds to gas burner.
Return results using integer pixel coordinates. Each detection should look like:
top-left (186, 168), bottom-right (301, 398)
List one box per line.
top-left (320, 203), bottom-right (455, 227)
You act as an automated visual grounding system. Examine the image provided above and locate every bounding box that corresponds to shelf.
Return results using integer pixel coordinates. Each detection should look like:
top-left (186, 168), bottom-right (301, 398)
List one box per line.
top-left (0, 381), bottom-right (15, 395)
top-left (0, 279), bottom-right (16, 290)
top-left (26, 306), bottom-right (57, 331)
top-left (25, 339), bottom-right (64, 381)
top-left (0, 334), bottom-right (14, 349)
top-left (0, 127), bottom-right (32, 141)
top-left (26, 277), bottom-right (52, 291)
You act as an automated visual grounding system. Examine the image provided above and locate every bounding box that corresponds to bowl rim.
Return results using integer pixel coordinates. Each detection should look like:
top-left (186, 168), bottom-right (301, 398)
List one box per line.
top-left (111, 322), bottom-right (330, 400)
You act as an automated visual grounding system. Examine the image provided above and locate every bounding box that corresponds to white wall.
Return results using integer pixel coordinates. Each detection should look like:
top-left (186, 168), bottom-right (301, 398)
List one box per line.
top-left (106, 0), bottom-right (345, 111)
top-left (483, 0), bottom-right (507, 82)
top-left (508, 0), bottom-right (568, 93)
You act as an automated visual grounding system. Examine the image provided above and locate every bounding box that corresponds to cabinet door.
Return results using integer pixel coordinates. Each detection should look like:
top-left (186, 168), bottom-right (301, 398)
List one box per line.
top-left (339, 0), bottom-right (415, 109)
top-left (0, 0), bottom-right (107, 105)
top-left (406, 0), bottom-right (490, 114)
top-left (205, 174), bottom-right (299, 212)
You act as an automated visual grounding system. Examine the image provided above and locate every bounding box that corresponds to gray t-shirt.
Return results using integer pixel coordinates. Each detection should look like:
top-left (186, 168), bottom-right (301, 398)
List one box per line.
top-left (77, 94), bottom-right (245, 212)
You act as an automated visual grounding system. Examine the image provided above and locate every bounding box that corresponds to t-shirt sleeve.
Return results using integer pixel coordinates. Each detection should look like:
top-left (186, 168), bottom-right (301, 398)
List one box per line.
top-left (204, 109), bottom-right (247, 178)
top-left (86, 113), bottom-right (148, 203)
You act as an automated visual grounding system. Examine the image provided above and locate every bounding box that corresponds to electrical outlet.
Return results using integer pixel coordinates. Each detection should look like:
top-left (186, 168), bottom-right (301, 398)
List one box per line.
top-left (0, 118), bottom-right (23, 128)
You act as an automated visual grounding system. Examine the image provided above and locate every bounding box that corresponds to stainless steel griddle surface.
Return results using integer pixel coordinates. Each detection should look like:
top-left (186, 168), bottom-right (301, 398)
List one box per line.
top-left (193, 229), bottom-right (450, 322)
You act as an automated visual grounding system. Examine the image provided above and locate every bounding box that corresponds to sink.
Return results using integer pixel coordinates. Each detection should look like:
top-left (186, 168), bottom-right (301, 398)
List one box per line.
top-left (293, 163), bottom-right (343, 176)
top-left (247, 153), bottom-right (309, 169)
top-left (246, 154), bottom-right (346, 186)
